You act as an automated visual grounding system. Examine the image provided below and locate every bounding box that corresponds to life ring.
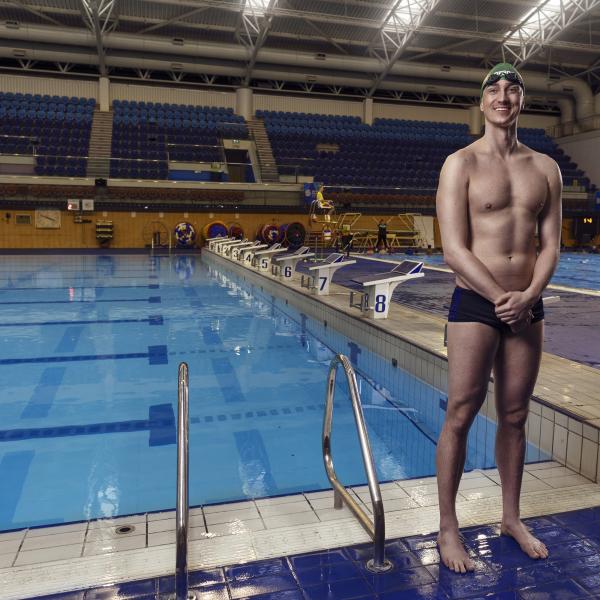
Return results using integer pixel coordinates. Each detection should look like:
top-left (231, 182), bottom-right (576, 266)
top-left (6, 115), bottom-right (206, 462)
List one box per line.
top-left (280, 222), bottom-right (306, 248)
top-left (228, 223), bottom-right (244, 239)
top-left (258, 224), bottom-right (281, 244)
top-left (203, 221), bottom-right (228, 240)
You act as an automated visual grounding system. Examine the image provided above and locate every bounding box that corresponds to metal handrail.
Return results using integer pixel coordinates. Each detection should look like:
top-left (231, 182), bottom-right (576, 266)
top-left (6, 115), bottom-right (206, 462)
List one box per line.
top-left (176, 362), bottom-right (190, 600)
top-left (322, 354), bottom-right (393, 573)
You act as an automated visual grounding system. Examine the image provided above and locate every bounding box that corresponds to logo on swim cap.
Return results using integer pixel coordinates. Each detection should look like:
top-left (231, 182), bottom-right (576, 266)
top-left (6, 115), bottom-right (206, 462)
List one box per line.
top-left (481, 63), bottom-right (525, 95)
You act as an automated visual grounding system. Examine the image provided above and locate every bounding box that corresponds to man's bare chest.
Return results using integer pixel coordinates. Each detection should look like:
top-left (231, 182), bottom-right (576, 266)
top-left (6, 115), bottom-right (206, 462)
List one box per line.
top-left (467, 163), bottom-right (547, 215)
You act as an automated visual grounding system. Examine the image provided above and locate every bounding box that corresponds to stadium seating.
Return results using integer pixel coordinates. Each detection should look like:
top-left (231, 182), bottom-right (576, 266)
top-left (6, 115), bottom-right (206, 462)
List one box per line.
top-left (0, 92), bottom-right (94, 177)
top-left (257, 110), bottom-right (595, 196)
top-left (110, 101), bottom-right (248, 180)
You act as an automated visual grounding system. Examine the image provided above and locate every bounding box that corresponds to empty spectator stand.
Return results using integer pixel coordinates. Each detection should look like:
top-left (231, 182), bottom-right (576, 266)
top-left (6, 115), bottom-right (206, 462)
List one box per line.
top-left (110, 101), bottom-right (248, 180)
top-left (0, 92), bottom-right (93, 177)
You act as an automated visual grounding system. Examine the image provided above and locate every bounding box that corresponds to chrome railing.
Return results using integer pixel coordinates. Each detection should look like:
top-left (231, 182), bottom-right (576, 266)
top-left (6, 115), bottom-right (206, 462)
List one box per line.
top-left (322, 354), bottom-right (393, 573)
top-left (176, 362), bottom-right (190, 600)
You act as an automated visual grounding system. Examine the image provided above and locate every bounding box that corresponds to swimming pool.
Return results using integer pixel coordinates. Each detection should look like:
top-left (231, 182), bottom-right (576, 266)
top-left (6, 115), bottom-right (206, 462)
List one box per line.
top-left (0, 254), bottom-right (549, 532)
top-left (383, 252), bottom-right (600, 291)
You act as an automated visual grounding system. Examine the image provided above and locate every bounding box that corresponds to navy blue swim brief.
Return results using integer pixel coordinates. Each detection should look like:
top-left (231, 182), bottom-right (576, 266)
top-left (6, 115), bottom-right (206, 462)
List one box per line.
top-left (448, 286), bottom-right (544, 332)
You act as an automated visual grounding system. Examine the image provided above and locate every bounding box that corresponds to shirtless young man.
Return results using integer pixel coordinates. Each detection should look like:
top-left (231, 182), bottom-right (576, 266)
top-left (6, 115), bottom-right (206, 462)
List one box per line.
top-left (435, 63), bottom-right (562, 573)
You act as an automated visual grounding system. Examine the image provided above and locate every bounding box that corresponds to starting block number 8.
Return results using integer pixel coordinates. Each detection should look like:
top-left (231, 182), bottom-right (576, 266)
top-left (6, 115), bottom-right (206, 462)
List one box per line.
top-left (374, 294), bottom-right (387, 314)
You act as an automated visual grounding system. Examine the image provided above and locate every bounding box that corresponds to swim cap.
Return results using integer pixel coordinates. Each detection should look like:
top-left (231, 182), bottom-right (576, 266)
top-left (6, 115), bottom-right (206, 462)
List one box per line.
top-left (481, 63), bottom-right (525, 95)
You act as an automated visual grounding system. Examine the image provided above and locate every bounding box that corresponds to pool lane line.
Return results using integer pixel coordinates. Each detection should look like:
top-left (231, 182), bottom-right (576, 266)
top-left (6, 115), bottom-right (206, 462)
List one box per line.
top-left (0, 284), bottom-right (160, 292)
top-left (352, 254), bottom-right (600, 297)
top-left (0, 403), bottom-right (175, 446)
top-left (0, 345), bottom-right (168, 366)
top-left (0, 297), bottom-right (162, 305)
top-left (0, 316), bottom-right (164, 327)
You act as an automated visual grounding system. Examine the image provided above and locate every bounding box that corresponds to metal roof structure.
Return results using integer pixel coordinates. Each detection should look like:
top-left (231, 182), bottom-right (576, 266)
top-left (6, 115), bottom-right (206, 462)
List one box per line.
top-left (0, 0), bottom-right (599, 111)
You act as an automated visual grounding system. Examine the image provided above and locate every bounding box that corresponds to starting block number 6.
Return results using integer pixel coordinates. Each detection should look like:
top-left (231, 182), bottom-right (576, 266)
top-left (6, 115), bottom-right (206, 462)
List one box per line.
top-left (284, 266), bottom-right (292, 278)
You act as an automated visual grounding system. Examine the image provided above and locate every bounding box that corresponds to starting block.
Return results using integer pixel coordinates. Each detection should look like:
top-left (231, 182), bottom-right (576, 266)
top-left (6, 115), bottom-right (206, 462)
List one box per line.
top-left (229, 240), bottom-right (259, 260)
top-left (350, 260), bottom-right (424, 319)
top-left (253, 243), bottom-right (287, 272)
top-left (239, 242), bottom-right (269, 266)
top-left (273, 246), bottom-right (315, 280)
top-left (207, 235), bottom-right (231, 252)
top-left (303, 252), bottom-right (356, 295)
top-left (215, 238), bottom-right (244, 255)
top-left (208, 236), bottom-right (233, 253)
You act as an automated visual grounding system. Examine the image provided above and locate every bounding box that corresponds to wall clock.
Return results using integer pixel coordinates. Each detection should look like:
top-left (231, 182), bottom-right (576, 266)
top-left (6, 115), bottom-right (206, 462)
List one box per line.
top-left (35, 209), bottom-right (61, 229)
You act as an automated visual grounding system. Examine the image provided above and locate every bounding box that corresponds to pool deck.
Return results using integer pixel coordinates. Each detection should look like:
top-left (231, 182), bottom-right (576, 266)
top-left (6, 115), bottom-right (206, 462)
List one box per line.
top-left (2, 249), bottom-right (600, 599)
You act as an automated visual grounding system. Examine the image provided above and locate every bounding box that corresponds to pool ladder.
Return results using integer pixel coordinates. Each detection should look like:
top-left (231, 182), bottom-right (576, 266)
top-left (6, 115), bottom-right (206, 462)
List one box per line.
top-left (176, 362), bottom-right (194, 600)
top-left (323, 354), bottom-right (393, 573)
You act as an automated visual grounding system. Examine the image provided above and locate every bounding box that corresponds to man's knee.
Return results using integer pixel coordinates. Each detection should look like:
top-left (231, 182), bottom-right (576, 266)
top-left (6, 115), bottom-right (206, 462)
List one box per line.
top-left (497, 406), bottom-right (528, 430)
top-left (445, 387), bottom-right (487, 434)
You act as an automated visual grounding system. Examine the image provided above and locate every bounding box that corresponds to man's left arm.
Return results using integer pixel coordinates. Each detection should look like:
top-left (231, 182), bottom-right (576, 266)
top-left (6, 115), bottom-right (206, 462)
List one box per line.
top-left (495, 158), bottom-right (562, 322)
top-left (524, 158), bottom-right (563, 300)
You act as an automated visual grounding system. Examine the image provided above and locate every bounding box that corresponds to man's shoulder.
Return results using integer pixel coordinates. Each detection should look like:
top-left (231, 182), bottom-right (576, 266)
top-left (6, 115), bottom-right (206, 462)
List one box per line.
top-left (444, 143), bottom-right (478, 169)
top-left (519, 143), bottom-right (560, 173)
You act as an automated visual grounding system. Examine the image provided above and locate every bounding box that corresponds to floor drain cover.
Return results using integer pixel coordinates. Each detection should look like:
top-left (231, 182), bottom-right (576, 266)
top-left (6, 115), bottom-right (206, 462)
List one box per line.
top-left (115, 525), bottom-right (135, 535)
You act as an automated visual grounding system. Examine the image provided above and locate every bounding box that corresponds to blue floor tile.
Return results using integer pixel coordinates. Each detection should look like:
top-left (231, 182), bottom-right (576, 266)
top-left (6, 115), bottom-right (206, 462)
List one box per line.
top-left (238, 591), bottom-right (304, 600)
top-left (378, 582), bottom-right (449, 599)
top-left (289, 549), bottom-right (350, 571)
top-left (544, 538), bottom-right (599, 561)
top-left (188, 568), bottom-right (226, 587)
top-left (228, 573), bottom-right (299, 599)
top-left (189, 584), bottom-right (229, 600)
top-left (517, 579), bottom-right (589, 599)
top-left (226, 558), bottom-right (289, 581)
top-left (293, 561), bottom-right (362, 587)
top-left (84, 579), bottom-right (156, 599)
top-left (364, 565), bottom-right (436, 595)
top-left (302, 577), bottom-right (375, 600)
top-left (344, 539), bottom-right (410, 563)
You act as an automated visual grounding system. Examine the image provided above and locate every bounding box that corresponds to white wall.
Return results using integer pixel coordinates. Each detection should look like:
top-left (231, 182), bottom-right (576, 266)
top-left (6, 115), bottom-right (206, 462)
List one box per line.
top-left (557, 130), bottom-right (600, 188)
top-left (0, 74), bottom-right (97, 99)
top-left (110, 83), bottom-right (235, 108)
top-left (255, 93), bottom-right (363, 117)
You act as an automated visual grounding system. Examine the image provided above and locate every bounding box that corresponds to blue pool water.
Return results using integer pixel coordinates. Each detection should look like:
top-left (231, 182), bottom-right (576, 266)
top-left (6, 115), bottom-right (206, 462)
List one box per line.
top-left (0, 254), bottom-right (549, 532)
top-left (384, 252), bottom-right (600, 291)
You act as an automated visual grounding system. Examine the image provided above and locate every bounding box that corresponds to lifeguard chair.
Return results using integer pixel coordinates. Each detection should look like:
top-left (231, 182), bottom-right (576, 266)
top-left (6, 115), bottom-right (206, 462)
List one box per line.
top-left (309, 185), bottom-right (336, 225)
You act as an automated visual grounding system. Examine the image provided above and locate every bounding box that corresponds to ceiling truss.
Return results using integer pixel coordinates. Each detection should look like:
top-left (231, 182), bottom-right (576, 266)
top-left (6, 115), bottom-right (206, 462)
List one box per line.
top-left (497, 0), bottom-right (600, 67)
top-left (79, 0), bottom-right (117, 76)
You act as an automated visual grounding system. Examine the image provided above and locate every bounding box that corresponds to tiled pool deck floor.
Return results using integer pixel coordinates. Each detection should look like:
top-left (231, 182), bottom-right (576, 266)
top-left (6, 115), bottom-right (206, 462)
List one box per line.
top-left (24, 504), bottom-right (600, 600)
top-left (3, 463), bottom-right (600, 599)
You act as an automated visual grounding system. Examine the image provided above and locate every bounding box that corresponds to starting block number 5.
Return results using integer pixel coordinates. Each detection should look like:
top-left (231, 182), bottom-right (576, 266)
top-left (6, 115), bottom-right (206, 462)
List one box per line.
top-left (260, 258), bottom-right (269, 270)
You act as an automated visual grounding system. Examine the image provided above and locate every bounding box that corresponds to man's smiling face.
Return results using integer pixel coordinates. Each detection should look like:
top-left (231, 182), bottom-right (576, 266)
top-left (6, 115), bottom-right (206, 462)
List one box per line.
top-left (480, 78), bottom-right (524, 128)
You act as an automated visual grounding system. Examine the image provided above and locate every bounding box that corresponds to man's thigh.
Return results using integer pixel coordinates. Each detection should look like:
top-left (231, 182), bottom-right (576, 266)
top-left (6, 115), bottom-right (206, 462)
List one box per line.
top-left (447, 322), bottom-right (500, 407)
top-left (493, 321), bottom-right (544, 412)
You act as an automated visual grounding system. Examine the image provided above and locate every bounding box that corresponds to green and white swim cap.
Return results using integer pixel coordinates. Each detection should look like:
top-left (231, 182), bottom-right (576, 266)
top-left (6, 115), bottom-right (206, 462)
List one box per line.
top-left (481, 63), bottom-right (525, 95)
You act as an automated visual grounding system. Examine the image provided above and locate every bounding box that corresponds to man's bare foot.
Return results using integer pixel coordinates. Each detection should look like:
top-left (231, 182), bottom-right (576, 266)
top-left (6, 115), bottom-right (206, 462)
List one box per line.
top-left (501, 520), bottom-right (549, 559)
top-left (437, 529), bottom-right (475, 573)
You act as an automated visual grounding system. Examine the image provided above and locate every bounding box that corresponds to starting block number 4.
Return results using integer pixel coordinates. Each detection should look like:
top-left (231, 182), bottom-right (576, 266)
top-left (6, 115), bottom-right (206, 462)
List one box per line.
top-left (244, 253), bottom-right (253, 265)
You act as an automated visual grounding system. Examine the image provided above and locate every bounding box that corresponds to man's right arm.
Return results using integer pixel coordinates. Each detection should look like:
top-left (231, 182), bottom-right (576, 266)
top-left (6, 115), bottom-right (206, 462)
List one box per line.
top-left (436, 152), bottom-right (506, 303)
